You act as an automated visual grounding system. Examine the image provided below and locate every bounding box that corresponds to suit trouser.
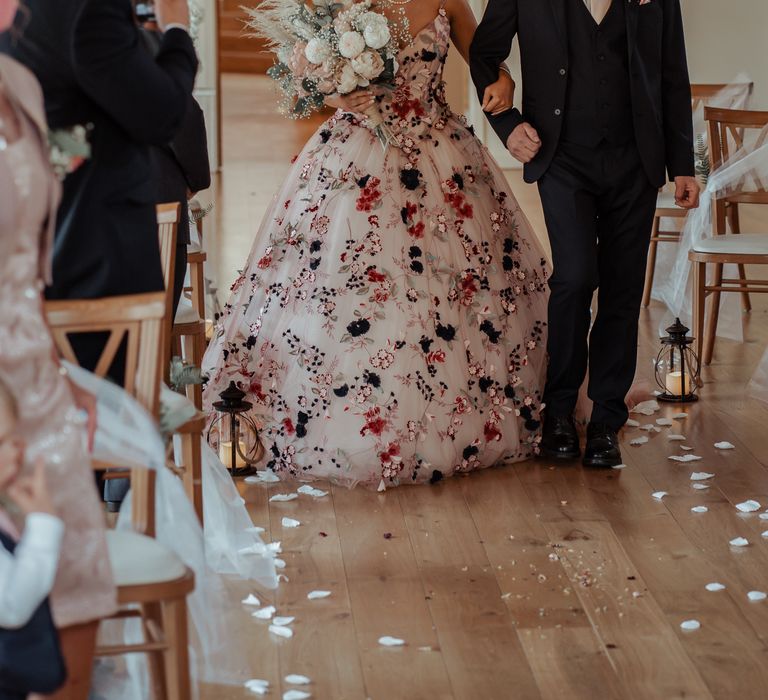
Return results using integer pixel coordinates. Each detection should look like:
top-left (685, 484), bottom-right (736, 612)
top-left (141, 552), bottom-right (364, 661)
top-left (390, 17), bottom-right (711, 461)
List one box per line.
top-left (537, 139), bottom-right (658, 430)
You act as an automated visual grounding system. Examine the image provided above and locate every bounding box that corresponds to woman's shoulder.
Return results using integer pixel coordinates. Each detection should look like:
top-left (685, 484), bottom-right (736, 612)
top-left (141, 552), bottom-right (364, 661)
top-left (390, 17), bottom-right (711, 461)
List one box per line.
top-left (0, 54), bottom-right (45, 108)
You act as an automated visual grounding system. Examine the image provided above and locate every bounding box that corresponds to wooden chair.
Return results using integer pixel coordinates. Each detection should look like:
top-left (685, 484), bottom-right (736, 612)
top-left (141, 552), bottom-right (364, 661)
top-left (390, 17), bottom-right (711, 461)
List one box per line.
top-left (705, 107), bottom-right (768, 313)
top-left (157, 203), bottom-right (205, 524)
top-left (46, 292), bottom-right (195, 700)
top-left (641, 83), bottom-right (754, 308)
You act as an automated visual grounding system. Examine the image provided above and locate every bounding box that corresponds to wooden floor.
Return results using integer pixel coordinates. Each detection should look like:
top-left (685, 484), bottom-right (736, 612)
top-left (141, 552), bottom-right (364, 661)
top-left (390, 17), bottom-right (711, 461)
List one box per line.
top-left (198, 75), bottom-right (768, 700)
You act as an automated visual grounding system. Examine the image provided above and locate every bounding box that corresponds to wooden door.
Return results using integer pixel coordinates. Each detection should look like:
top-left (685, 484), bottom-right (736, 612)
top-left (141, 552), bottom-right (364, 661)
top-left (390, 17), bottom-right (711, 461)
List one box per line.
top-left (218, 0), bottom-right (273, 73)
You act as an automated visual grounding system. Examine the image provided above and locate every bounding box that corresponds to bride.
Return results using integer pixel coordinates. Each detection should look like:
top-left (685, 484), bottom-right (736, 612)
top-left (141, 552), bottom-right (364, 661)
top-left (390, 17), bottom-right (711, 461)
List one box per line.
top-left (202, 0), bottom-right (549, 489)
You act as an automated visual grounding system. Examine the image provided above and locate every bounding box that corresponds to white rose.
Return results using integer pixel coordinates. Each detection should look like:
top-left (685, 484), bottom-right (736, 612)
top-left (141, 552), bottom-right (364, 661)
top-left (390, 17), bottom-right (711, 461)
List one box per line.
top-left (336, 62), bottom-right (359, 94)
top-left (338, 31), bottom-right (366, 59)
top-left (305, 38), bottom-right (331, 65)
top-left (359, 11), bottom-right (388, 29)
top-left (363, 23), bottom-right (390, 50)
top-left (351, 50), bottom-right (385, 81)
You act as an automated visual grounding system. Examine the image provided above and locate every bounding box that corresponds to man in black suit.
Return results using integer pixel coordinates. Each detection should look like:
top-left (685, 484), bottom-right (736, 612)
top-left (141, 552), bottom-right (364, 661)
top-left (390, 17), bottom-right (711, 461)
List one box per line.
top-left (2, 0), bottom-right (197, 365)
top-left (2, 0), bottom-right (198, 506)
top-left (470, 0), bottom-right (700, 467)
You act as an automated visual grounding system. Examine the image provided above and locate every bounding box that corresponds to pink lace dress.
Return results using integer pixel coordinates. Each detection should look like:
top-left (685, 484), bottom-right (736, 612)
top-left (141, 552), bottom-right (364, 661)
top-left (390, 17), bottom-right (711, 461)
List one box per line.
top-left (203, 9), bottom-right (550, 488)
top-left (0, 61), bottom-right (116, 627)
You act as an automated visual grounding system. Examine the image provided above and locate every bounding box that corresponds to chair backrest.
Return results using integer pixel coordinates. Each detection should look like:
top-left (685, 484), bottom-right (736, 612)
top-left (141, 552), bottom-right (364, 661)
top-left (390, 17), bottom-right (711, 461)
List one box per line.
top-left (157, 203), bottom-right (180, 379)
top-left (691, 83), bottom-right (753, 112)
top-left (46, 292), bottom-right (167, 535)
top-left (705, 107), bottom-right (768, 170)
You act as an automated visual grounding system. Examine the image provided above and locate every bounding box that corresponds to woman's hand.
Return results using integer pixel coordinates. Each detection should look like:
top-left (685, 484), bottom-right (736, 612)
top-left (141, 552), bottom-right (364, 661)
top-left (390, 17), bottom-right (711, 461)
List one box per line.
top-left (324, 90), bottom-right (376, 115)
top-left (482, 71), bottom-right (515, 116)
top-left (8, 458), bottom-right (55, 516)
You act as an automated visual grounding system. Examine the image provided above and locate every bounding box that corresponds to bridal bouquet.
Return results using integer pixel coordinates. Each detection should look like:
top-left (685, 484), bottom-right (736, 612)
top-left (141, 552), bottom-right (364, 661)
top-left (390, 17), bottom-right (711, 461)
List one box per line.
top-left (244, 0), bottom-right (399, 142)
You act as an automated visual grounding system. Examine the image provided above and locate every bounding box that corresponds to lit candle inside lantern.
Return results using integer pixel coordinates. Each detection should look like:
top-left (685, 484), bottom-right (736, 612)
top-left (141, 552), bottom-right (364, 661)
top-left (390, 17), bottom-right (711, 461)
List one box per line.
top-left (665, 371), bottom-right (691, 396)
top-left (219, 440), bottom-right (247, 468)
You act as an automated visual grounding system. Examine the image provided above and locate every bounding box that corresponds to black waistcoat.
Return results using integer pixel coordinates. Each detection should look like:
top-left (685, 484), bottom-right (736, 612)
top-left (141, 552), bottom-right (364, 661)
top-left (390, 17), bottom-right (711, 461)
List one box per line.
top-left (561, 0), bottom-right (634, 148)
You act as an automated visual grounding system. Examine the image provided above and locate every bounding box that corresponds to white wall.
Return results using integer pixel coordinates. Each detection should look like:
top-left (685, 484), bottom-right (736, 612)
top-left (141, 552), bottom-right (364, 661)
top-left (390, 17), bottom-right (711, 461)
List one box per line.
top-left (681, 0), bottom-right (768, 109)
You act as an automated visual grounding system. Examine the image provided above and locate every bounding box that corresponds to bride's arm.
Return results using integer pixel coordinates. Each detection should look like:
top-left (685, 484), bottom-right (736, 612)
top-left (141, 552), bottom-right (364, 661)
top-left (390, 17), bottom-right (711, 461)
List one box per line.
top-left (445, 0), bottom-right (513, 116)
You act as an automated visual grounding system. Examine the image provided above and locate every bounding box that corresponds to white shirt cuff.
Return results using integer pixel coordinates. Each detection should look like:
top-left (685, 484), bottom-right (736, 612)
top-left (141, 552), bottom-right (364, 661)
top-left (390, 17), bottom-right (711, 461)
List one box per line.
top-left (165, 23), bottom-right (190, 34)
top-left (24, 513), bottom-right (65, 552)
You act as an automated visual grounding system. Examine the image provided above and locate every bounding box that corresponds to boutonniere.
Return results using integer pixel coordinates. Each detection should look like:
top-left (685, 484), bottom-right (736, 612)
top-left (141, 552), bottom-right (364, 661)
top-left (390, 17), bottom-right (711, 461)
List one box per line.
top-left (48, 123), bottom-right (92, 181)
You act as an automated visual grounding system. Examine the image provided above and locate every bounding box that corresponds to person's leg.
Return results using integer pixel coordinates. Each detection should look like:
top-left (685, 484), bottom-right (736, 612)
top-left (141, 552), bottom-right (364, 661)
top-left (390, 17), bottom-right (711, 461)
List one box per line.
top-left (589, 144), bottom-right (658, 430)
top-left (538, 146), bottom-right (600, 419)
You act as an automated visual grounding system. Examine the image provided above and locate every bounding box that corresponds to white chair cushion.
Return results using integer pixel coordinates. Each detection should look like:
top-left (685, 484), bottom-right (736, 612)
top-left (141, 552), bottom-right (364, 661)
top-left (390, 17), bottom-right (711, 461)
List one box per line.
top-left (107, 530), bottom-right (187, 587)
top-left (187, 242), bottom-right (202, 254)
top-left (174, 300), bottom-right (202, 325)
top-left (693, 234), bottom-right (768, 256)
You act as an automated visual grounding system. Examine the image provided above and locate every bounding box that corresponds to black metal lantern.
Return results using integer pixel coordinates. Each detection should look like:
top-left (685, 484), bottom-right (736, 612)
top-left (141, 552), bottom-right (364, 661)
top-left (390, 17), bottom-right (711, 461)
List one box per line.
top-left (206, 381), bottom-right (263, 477)
top-left (654, 318), bottom-right (701, 403)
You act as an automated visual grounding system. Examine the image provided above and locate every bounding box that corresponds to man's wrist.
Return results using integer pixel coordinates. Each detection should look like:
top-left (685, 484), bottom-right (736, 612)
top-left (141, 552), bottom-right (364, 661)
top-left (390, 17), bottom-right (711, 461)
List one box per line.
top-left (164, 22), bottom-right (190, 33)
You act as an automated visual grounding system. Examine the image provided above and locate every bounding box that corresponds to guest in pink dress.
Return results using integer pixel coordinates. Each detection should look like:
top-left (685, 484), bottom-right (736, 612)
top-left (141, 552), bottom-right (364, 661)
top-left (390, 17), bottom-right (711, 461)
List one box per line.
top-left (0, 8), bottom-right (116, 694)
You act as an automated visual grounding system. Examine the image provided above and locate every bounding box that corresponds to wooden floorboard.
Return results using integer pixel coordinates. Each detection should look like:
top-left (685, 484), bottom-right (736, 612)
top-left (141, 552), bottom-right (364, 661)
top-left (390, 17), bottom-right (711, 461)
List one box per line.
top-left (198, 75), bottom-right (768, 699)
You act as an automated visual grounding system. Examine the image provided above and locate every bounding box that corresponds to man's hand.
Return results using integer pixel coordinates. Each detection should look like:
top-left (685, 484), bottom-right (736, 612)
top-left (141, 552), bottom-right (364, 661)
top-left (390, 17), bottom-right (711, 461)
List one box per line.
top-left (506, 122), bottom-right (541, 164)
top-left (674, 176), bottom-right (700, 210)
top-left (482, 72), bottom-right (515, 117)
top-left (155, 0), bottom-right (191, 31)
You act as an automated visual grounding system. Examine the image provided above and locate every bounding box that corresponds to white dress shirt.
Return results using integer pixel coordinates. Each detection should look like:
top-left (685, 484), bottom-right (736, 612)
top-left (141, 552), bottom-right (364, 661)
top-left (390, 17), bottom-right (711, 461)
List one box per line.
top-left (0, 513), bottom-right (64, 629)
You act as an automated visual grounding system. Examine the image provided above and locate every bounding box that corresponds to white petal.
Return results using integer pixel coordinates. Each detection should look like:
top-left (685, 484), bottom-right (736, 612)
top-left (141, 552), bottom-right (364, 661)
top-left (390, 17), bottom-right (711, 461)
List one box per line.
top-left (692, 483), bottom-right (710, 490)
top-left (736, 500), bottom-right (761, 513)
top-left (640, 423), bottom-right (657, 432)
top-left (748, 591), bottom-right (767, 602)
top-left (612, 464), bottom-right (628, 470)
top-left (626, 419), bottom-right (641, 428)
top-left (283, 691), bottom-right (311, 700)
top-left (378, 636), bottom-right (405, 647)
top-left (652, 491), bottom-right (668, 500)
top-left (656, 418), bottom-right (673, 426)
top-left (269, 624), bottom-right (294, 639)
top-left (307, 590), bottom-right (332, 600)
top-left (673, 412), bottom-right (688, 419)
top-left (252, 605), bottom-right (276, 620)
top-left (681, 445), bottom-right (695, 451)
top-left (274, 558), bottom-right (286, 569)
top-left (246, 526), bottom-right (266, 534)
top-left (760, 513), bottom-right (768, 521)
top-left (691, 506), bottom-right (708, 513)
top-left (680, 619), bottom-right (701, 631)
top-left (729, 537), bottom-right (750, 547)
top-left (285, 675), bottom-right (311, 685)
top-left (282, 517), bottom-right (301, 528)
top-left (270, 493), bottom-right (299, 502)
top-left (714, 441), bottom-right (735, 450)
top-left (667, 434), bottom-right (686, 441)
top-left (245, 679), bottom-right (270, 695)
top-left (242, 594), bottom-right (261, 606)
top-left (273, 616), bottom-right (295, 626)
top-left (705, 582), bottom-right (726, 592)
top-left (691, 472), bottom-right (715, 481)
top-left (245, 470), bottom-right (281, 484)
top-left (762, 531), bottom-right (768, 538)
top-left (297, 485), bottom-right (328, 498)
top-left (631, 400), bottom-right (660, 415)
top-left (669, 454), bottom-right (703, 462)
top-left (630, 436), bottom-right (649, 446)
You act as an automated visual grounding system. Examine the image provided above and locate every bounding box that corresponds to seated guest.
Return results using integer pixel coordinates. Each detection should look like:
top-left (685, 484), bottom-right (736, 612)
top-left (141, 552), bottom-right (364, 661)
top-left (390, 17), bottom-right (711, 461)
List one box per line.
top-left (1, 0), bottom-right (199, 509)
top-left (139, 14), bottom-right (212, 315)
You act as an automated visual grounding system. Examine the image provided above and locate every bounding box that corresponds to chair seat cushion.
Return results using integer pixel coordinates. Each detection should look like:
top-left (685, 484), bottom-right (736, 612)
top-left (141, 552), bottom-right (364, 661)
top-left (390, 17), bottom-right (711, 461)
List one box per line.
top-left (174, 302), bottom-right (201, 325)
top-left (656, 191), bottom-right (686, 213)
top-left (107, 530), bottom-right (187, 587)
top-left (693, 233), bottom-right (768, 255)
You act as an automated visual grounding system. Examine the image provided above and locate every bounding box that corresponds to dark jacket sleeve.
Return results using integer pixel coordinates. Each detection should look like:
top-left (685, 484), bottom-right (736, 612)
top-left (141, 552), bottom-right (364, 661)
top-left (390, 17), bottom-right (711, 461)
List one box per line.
top-left (661, 0), bottom-right (694, 179)
top-left (171, 95), bottom-right (211, 193)
top-left (469, 0), bottom-right (523, 145)
top-left (71, 0), bottom-right (198, 146)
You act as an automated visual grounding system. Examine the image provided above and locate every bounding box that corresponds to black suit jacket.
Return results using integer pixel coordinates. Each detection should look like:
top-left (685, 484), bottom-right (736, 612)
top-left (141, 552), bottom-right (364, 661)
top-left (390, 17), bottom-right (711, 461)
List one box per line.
top-left (0, 0), bottom-right (198, 300)
top-left (470, 0), bottom-right (694, 186)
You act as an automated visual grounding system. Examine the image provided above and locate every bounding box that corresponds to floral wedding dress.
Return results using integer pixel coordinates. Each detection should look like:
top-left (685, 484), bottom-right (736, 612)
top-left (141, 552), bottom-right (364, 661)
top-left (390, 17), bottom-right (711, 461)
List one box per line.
top-left (203, 7), bottom-right (549, 489)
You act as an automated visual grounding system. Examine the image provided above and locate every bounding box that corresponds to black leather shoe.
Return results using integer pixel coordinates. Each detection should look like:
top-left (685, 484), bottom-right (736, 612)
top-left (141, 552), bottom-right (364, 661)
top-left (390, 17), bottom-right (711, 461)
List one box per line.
top-left (583, 422), bottom-right (622, 468)
top-left (540, 414), bottom-right (581, 460)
